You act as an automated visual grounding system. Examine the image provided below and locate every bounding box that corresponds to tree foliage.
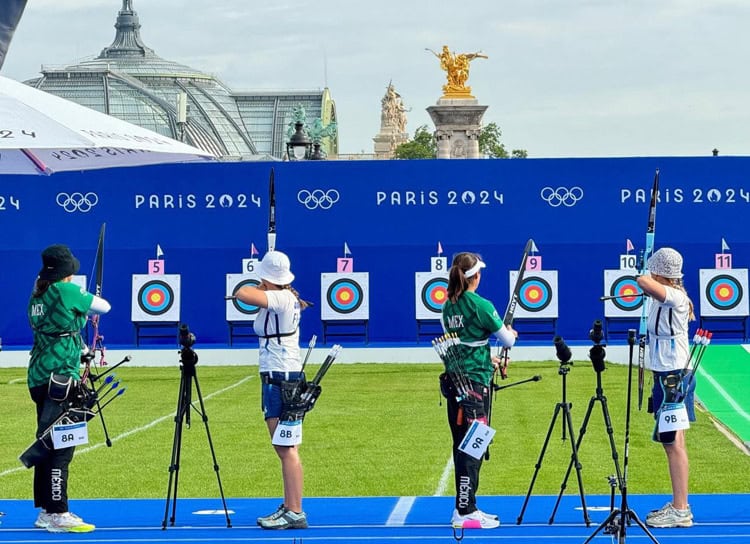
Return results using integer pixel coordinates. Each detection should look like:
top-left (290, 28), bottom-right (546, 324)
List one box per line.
top-left (392, 125), bottom-right (436, 159)
top-left (394, 122), bottom-right (526, 159)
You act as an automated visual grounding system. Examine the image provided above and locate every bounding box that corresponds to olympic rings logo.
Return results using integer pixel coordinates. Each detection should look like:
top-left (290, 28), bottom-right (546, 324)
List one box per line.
top-left (297, 189), bottom-right (340, 210)
top-left (56, 192), bottom-right (99, 213)
top-left (540, 186), bottom-right (584, 207)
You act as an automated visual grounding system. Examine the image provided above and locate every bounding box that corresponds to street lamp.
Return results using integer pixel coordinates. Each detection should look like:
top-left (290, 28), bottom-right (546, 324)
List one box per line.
top-left (309, 142), bottom-right (324, 160)
top-left (286, 121), bottom-right (311, 160)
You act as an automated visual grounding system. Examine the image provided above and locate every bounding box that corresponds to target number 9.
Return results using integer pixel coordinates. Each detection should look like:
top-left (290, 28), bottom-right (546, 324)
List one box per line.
top-left (526, 256), bottom-right (542, 271)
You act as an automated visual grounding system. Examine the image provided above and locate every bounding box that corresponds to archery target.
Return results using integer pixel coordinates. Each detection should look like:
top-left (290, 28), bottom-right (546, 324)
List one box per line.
top-left (604, 270), bottom-right (644, 317)
top-left (226, 274), bottom-right (261, 321)
top-left (131, 274), bottom-right (180, 322)
top-left (321, 272), bottom-right (369, 320)
top-left (509, 270), bottom-right (558, 318)
top-left (699, 269), bottom-right (749, 317)
top-left (415, 272), bottom-right (448, 319)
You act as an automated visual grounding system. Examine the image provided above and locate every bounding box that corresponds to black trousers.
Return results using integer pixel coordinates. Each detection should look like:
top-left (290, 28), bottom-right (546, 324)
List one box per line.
top-left (442, 376), bottom-right (491, 514)
top-left (30, 385), bottom-right (75, 514)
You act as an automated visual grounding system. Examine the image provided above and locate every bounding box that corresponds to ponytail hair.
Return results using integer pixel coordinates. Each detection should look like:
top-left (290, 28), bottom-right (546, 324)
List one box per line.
top-left (32, 278), bottom-right (52, 298)
top-left (669, 278), bottom-right (696, 322)
top-left (284, 285), bottom-right (312, 311)
top-left (447, 252), bottom-right (482, 303)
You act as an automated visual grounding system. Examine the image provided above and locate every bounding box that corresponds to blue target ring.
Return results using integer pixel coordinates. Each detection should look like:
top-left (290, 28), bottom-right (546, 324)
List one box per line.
top-left (610, 275), bottom-right (643, 311)
top-left (326, 278), bottom-right (363, 314)
top-left (138, 280), bottom-right (174, 316)
top-left (421, 278), bottom-right (448, 313)
top-left (232, 279), bottom-right (261, 315)
top-left (706, 274), bottom-right (743, 311)
top-left (518, 276), bottom-right (552, 312)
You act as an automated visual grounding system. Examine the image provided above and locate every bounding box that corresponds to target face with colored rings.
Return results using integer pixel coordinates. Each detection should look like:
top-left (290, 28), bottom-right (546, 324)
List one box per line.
top-left (421, 277), bottom-right (448, 313)
top-left (327, 278), bottom-right (364, 314)
top-left (232, 279), bottom-right (261, 315)
top-left (138, 280), bottom-right (175, 315)
top-left (705, 274), bottom-right (743, 311)
top-left (609, 275), bottom-right (643, 311)
top-left (518, 276), bottom-right (552, 312)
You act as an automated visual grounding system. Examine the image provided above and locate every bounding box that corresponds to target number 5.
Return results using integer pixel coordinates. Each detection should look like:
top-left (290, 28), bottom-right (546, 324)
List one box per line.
top-left (148, 259), bottom-right (165, 275)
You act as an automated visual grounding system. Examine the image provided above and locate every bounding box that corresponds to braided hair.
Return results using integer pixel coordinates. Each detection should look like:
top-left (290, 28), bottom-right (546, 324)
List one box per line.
top-left (666, 278), bottom-right (696, 322)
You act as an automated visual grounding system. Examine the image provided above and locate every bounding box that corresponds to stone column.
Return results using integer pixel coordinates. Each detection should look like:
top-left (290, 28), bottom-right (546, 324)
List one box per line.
top-left (427, 98), bottom-right (488, 159)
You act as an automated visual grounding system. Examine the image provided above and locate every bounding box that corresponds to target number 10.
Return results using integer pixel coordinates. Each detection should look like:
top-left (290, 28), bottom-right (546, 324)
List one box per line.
top-left (620, 254), bottom-right (637, 270)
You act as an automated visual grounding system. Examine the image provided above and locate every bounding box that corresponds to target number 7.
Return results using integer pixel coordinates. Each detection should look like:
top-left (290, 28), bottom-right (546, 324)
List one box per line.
top-left (337, 258), bottom-right (353, 273)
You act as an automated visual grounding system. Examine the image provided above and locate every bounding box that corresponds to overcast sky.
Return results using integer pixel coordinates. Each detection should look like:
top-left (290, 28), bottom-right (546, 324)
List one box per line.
top-left (3, 0), bottom-right (749, 157)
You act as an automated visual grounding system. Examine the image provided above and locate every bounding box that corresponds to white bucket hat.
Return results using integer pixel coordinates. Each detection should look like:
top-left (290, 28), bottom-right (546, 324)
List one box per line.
top-left (259, 251), bottom-right (295, 285)
top-left (648, 247), bottom-right (683, 279)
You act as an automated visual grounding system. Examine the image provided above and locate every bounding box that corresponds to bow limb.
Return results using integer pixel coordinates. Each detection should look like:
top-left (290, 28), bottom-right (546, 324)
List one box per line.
top-left (268, 168), bottom-right (276, 253)
top-left (637, 170), bottom-right (659, 410)
top-left (81, 223), bottom-right (106, 383)
top-left (484, 239), bottom-right (534, 462)
top-left (496, 238), bottom-right (535, 379)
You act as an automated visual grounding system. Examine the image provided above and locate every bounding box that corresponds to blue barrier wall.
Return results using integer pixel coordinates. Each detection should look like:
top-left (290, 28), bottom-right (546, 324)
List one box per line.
top-left (1, 156), bottom-right (749, 347)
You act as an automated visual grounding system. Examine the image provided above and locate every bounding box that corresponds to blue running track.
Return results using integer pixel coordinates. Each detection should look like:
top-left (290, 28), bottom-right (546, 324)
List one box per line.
top-left (1, 493), bottom-right (749, 543)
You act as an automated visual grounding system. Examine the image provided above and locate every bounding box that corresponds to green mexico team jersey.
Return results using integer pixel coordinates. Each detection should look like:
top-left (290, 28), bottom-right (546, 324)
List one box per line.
top-left (442, 291), bottom-right (505, 386)
top-left (27, 281), bottom-right (93, 388)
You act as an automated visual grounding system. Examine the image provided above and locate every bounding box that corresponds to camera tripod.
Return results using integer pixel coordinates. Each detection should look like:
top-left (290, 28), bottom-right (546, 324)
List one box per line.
top-left (583, 330), bottom-right (658, 544)
top-left (163, 327), bottom-right (231, 529)
top-left (517, 338), bottom-right (590, 526)
top-left (548, 342), bottom-right (623, 524)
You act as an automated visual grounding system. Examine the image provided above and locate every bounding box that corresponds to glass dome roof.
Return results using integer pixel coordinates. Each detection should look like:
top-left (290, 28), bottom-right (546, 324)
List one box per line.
top-left (24, 1), bottom-right (338, 160)
top-left (27, 0), bottom-right (256, 157)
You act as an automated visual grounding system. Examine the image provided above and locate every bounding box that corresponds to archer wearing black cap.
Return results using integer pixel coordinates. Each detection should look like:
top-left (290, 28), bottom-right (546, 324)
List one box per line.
top-left (27, 244), bottom-right (110, 533)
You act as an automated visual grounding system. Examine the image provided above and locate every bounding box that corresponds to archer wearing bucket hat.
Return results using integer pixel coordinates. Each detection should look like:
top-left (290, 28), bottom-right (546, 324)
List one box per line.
top-left (27, 244), bottom-right (111, 534)
top-left (38, 244), bottom-right (80, 282)
top-left (636, 247), bottom-right (697, 529)
top-left (234, 251), bottom-right (312, 530)
top-left (259, 250), bottom-right (295, 285)
top-left (647, 247), bottom-right (684, 279)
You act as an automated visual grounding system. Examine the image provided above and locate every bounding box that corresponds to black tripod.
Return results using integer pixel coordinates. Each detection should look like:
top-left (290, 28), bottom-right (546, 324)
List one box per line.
top-left (517, 337), bottom-right (590, 526)
top-left (163, 325), bottom-right (231, 529)
top-left (549, 322), bottom-right (623, 524)
top-left (583, 329), bottom-right (659, 544)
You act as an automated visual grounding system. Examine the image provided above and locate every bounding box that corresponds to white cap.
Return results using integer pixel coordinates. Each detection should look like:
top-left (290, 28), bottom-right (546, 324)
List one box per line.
top-left (259, 251), bottom-right (295, 285)
top-left (648, 247), bottom-right (683, 279)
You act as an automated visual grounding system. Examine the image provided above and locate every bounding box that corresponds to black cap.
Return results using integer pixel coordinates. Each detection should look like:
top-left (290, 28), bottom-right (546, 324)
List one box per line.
top-left (38, 244), bottom-right (80, 281)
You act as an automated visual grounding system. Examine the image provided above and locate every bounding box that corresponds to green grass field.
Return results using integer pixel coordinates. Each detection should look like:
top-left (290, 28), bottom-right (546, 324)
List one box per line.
top-left (1, 361), bottom-right (748, 500)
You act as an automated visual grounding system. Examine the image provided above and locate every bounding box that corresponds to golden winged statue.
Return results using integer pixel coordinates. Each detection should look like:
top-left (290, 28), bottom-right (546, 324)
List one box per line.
top-left (427, 45), bottom-right (488, 98)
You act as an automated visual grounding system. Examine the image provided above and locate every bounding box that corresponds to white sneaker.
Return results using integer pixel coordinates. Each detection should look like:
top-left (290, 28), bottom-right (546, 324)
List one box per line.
top-left (46, 512), bottom-right (95, 533)
top-left (475, 509), bottom-right (499, 521)
top-left (451, 509), bottom-right (500, 529)
top-left (34, 510), bottom-right (53, 528)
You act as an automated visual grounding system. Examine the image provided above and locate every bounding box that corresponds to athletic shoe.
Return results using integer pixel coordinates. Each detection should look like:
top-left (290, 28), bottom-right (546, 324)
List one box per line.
top-left (645, 504), bottom-right (693, 528)
top-left (451, 509), bottom-right (500, 529)
top-left (475, 509), bottom-right (499, 521)
top-left (256, 504), bottom-right (286, 526)
top-left (34, 510), bottom-right (53, 528)
top-left (646, 502), bottom-right (693, 522)
top-left (259, 509), bottom-right (308, 529)
top-left (46, 512), bottom-right (95, 533)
